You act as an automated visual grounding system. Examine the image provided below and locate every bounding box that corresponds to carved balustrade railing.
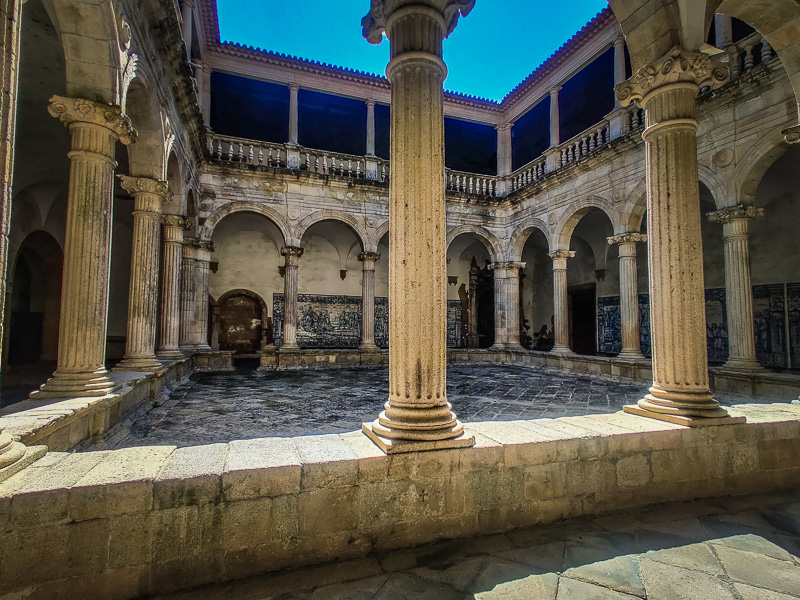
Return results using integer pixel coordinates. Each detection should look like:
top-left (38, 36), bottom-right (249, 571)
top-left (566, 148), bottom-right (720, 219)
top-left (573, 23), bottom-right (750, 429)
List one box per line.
top-left (726, 31), bottom-right (778, 80)
top-left (208, 134), bottom-right (288, 168)
top-left (445, 169), bottom-right (499, 197)
top-left (558, 120), bottom-right (611, 167)
top-left (509, 156), bottom-right (547, 192)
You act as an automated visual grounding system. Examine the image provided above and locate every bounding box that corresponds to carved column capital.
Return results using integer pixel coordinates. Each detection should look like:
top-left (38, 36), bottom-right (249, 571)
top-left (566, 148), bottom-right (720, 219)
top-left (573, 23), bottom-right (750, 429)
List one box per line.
top-left (359, 251), bottom-right (381, 264)
top-left (163, 215), bottom-right (189, 229)
top-left (488, 261), bottom-right (525, 272)
top-left (362, 0), bottom-right (475, 44)
top-left (48, 95), bottom-right (137, 144)
top-left (707, 206), bottom-right (764, 224)
top-left (548, 250), bottom-right (575, 261)
top-left (615, 47), bottom-right (728, 108)
top-left (782, 124), bottom-right (800, 145)
top-left (193, 240), bottom-right (215, 252)
top-left (281, 245), bottom-right (304, 259)
top-left (120, 176), bottom-right (170, 199)
top-left (608, 233), bottom-right (648, 246)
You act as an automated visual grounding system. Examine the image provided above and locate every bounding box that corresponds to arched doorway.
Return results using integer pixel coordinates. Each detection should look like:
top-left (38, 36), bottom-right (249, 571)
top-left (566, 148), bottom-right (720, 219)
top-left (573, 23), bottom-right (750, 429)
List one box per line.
top-left (218, 290), bottom-right (267, 355)
top-left (446, 232), bottom-right (495, 348)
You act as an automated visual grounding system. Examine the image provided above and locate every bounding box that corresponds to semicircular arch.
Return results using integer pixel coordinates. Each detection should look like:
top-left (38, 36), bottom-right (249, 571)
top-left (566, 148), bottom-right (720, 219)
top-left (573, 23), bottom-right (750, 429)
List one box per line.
top-left (553, 197), bottom-right (618, 251)
top-left (294, 211), bottom-right (368, 251)
top-left (202, 202), bottom-right (290, 245)
top-left (446, 225), bottom-right (504, 263)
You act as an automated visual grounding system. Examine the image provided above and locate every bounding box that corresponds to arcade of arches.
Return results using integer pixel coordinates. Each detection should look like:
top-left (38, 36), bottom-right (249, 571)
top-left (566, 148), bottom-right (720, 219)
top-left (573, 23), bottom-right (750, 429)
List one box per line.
top-left (0, 0), bottom-right (800, 597)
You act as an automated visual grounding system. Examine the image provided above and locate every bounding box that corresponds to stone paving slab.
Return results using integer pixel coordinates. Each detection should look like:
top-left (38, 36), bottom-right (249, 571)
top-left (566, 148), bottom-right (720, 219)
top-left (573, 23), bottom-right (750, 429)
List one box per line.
top-left (151, 492), bottom-right (800, 600)
top-left (91, 364), bottom-right (776, 450)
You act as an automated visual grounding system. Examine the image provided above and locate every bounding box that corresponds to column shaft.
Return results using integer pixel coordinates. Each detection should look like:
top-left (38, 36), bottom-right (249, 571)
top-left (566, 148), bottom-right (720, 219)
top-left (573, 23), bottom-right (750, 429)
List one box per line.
top-left (33, 97), bottom-right (136, 399)
top-left (288, 85), bottom-right (299, 145)
top-left (614, 36), bottom-right (626, 105)
top-left (193, 241), bottom-right (213, 351)
top-left (179, 242), bottom-right (196, 350)
top-left (549, 251), bottom-right (574, 354)
top-left (468, 262), bottom-right (479, 348)
top-left (366, 100), bottom-right (376, 156)
top-left (609, 234), bottom-right (647, 360)
top-left (281, 246), bottom-right (303, 349)
top-left (489, 262), bottom-right (524, 349)
top-left (115, 178), bottom-right (167, 372)
top-left (359, 252), bottom-right (380, 349)
top-left (708, 206), bottom-right (764, 371)
top-left (181, 0), bottom-right (194, 48)
top-left (616, 48), bottom-right (736, 424)
top-left (157, 216), bottom-right (187, 359)
top-left (549, 87), bottom-right (561, 147)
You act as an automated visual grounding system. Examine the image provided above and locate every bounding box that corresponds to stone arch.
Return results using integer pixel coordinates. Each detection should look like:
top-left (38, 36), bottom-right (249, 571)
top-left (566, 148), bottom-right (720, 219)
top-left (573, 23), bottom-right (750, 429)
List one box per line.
top-left (202, 202), bottom-right (290, 245)
top-left (507, 219), bottom-right (551, 262)
top-left (50, 0), bottom-right (124, 104)
top-left (620, 179), bottom-right (648, 233)
top-left (164, 150), bottom-right (183, 215)
top-left (367, 220), bottom-right (390, 253)
top-left (445, 225), bottom-right (504, 263)
top-left (698, 163), bottom-right (729, 209)
top-left (553, 197), bottom-right (618, 251)
top-left (736, 127), bottom-right (794, 206)
top-left (123, 68), bottom-right (165, 180)
top-left (216, 289), bottom-right (269, 354)
top-left (294, 211), bottom-right (368, 251)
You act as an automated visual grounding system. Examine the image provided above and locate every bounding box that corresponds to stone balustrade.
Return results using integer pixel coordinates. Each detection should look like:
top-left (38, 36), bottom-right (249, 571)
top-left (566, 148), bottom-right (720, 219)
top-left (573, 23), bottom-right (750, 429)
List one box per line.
top-left (558, 121), bottom-right (611, 166)
top-left (445, 169), bottom-right (499, 197)
top-left (727, 31), bottom-right (778, 79)
top-left (509, 157), bottom-right (547, 192)
top-left (208, 134), bottom-right (288, 168)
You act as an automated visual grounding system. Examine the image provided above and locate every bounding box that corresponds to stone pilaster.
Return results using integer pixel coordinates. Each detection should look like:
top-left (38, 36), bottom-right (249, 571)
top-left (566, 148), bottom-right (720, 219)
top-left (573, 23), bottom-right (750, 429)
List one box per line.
top-left (549, 250), bottom-right (574, 354)
top-left (361, 0), bottom-right (475, 453)
top-left (608, 233), bottom-right (647, 360)
top-left (179, 241), bottom-right (197, 351)
top-left (32, 96), bottom-right (136, 399)
top-left (192, 240), bottom-right (213, 351)
top-left (616, 47), bottom-right (741, 426)
top-left (708, 206), bottom-right (765, 372)
top-left (280, 246), bottom-right (303, 350)
top-left (359, 252), bottom-right (380, 349)
top-left (488, 262), bottom-right (525, 349)
top-left (468, 260), bottom-right (479, 348)
top-left (157, 216), bottom-right (188, 359)
top-left (114, 177), bottom-right (168, 372)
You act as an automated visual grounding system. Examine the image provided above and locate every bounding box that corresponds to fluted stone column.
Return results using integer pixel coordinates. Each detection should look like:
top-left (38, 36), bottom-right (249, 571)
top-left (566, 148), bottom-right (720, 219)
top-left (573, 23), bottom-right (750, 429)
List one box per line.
top-left (361, 0), bottom-right (474, 453)
top-left (179, 241), bottom-right (197, 352)
top-left (157, 216), bottom-right (188, 359)
top-left (616, 48), bottom-right (741, 426)
top-left (359, 252), bottom-right (380, 350)
top-left (549, 250), bottom-right (574, 354)
top-left (489, 262), bottom-right (525, 349)
top-left (181, 0), bottom-right (194, 47)
top-left (193, 240), bottom-right (213, 351)
top-left (32, 97), bottom-right (136, 399)
top-left (608, 233), bottom-right (647, 360)
top-left (280, 246), bottom-right (303, 350)
top-left (114, 177), bottom-right (168, 372)
top-left (468, 260), bottom-right (479, 348)
top-left (708, 206), bottom-right (765, 372)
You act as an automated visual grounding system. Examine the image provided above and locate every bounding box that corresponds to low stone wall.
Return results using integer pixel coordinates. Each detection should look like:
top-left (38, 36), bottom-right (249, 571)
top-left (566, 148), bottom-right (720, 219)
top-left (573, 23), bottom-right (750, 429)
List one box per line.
top-left (194, 351), bottom-right (235, 372)
top-left (1, 403), bottom-right (798, 599)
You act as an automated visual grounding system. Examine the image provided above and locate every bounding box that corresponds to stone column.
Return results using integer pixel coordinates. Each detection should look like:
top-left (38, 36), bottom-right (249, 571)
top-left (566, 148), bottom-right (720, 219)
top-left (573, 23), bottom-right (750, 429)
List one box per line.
top-left (32, 97), bottom-right (136, 399)
top-left (288, 84), bottom-right (299, 145)
top-left (359, 252), bottom-right (380, 349)
top-left (549, 86), bottom-right (561, 147)
top-left (489, 262), bottom-right (525, 349)
top-left (157, 216), bottom-right (187, 359)
top-left (468, 259), bottom-right (479, 348)
top-left (194, 62), bottom-right (211, 127)
top-left (608, 233), bottom-right (647, 360)
top-left (366, 100), bottom-right (376, 156)
top-left (715, 14), bottom-right (733, 48)
top-left (192, 240), bottom-right (213, 351)
top-left (280, 246), bottom-right (303, 350)
top-left (708, 206), bottom-right (765, 372)
top-left (495, 123), bottom-right (512, 197)
top-left (181, 0), bottom-right (194, 48)
top-left (361, 0), bottom-right (474, 452)
top-left (616, 48), bottom-right (739, 426)
top-left (614, 36), bottom-right (626, 105)
top-left (549, 250), bottom-right (574, 354)
top-left (114, 177), bottom-right (168, 372)
top-left (179, 241), bottom-right (197, 352)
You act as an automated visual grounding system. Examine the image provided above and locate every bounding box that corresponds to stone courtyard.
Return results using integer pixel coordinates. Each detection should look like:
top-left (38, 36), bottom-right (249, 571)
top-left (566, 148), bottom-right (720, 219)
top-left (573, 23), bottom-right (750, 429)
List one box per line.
top-left (91, 364), bottom-right (771, 450)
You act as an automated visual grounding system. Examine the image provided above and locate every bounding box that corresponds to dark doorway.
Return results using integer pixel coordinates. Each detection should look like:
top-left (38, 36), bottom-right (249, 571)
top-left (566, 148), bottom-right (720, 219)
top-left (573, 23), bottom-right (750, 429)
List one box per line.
top-left (219, 293), bottom-right (264, 354)
top-left (569, 284), bottom-right (596, 355)
top-left (476, 266), bottom-right (495, 348)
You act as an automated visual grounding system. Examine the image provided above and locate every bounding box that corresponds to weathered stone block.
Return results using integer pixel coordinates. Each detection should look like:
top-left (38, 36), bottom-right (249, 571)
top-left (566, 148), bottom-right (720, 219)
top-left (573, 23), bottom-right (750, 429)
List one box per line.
top-left (223, 438), bottom-right (301, 500)
top-left (219, 497), bottom-right (273, 551)
top-left (299, 487), bottom-right (358, 535)
top-left (758, 437), bottom-right (800, 470)
top-left (524, 462), bottom-right (567, 500)
top-left (616, 453), bottom-right (652, 488)
top-left (298, 434), bottom-right (358, 490)
top-left (154, 443), bottom-right (228, 508)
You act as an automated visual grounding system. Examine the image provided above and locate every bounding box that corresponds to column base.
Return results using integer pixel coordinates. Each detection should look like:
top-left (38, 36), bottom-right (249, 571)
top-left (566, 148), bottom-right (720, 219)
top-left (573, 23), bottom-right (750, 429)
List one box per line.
top-left (623, 404), bottom-right (745, 427)
top-left (30, 369), bottom-right (118, 400)
top-left (279, 343), bottom-right (301, 353)
top-left (551, 345), bottom-right (572, 355)
top-left (360, 343), bottom-right (379, 351)
top-left (362, 422), bottom-right (474, 454)
top-left (717, 359), bottom-right (766, 374)
top-left (113, 356), bottom-right (163, 373)
top-left (623, 386), bottom-right (745, 427)
top-left (156, 348), bottom-right (186, 360)
top-left (616, 350), bottom-right (647, 361)
top-left (490, 343), bottom-right (523, 351)
top-left (0, 444), bottom-right (47, 484)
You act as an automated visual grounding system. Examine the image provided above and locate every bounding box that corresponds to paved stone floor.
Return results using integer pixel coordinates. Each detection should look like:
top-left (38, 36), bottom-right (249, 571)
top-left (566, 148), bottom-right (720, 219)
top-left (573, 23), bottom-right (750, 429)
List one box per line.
top-left (98, 364), bottom-right (773, 450)
top-left (153, 492), bottom-right (800, 600)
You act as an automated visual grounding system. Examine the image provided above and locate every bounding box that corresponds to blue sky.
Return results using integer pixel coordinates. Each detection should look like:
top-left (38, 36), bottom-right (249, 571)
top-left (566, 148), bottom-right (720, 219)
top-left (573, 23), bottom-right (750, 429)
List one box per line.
top-left (216, 1), bottom-right (609, 102)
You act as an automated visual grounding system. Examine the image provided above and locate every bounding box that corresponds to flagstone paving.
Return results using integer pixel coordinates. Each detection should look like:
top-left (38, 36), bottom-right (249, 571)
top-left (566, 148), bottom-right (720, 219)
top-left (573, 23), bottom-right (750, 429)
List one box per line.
top-left (152, 492), bottom-right (800, 600)
top-left (94, 363), bottom-right (777, 450)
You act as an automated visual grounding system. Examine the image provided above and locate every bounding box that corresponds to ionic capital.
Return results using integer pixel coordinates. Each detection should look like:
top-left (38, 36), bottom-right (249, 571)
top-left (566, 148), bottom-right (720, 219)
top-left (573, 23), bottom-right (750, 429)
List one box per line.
top-left (615, 47), bottom-right (728, 108)
top-left (782, 124), bottom-right (800, 145)
top-left (359, 252), bottom-right (381, 263)
top-left (362, 0), bottom-right (474, 44)
top-left (548, 250), bottom-right (575, 261)
top-left (119, 176), bottom-right (170, 200)
top-left (488, 261), bottom-right (525, 272)
top-left (707, 206), bottom-right (764, 224)
top-left (608, 233), bottom-right (648, 246)
top-left (163, 215), bottom-right (189, 229)
top-left (281, 246), bottom-right (304, 258)
top-left (48, 95), bottom-right (137, 144)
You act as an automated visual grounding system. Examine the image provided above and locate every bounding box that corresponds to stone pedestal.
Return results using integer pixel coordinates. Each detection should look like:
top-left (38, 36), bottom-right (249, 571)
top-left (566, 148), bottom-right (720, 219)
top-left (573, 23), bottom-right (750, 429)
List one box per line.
top-left (359, 252), bottom-right (380, 350)
top-left (616, 48), bottom-right (742, 426)
top-left (280, 246), bottom-right (303, 350)
top-left (192, 240), bottom-right (213, 351)
top-left (32, 96), bottom-right (136, 399)
top-left (549, 250), bottom-right (574, 354)
top-left (114, 177), bottom-right (168, 372)
top-left (179, 241), bottom-right (196, 353)
top-left (0, 422), bottom-right (46, 483)
top-left (608, 233), bottom-right (647, 360)
top-left (361, 0), bottom-right (475, 453)
top-left (157, 216), bottom-right (188, 359)
top-left (708, 206), bottom-right (765, 373)
top-left (489, 262), bottom-right (525, 349)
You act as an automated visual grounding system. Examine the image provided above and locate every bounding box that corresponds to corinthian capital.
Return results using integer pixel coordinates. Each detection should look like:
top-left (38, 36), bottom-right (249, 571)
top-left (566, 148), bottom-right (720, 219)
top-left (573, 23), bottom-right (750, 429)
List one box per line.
top-left (615, 47), bottom-right (728, 108)
top-left (548, 250), bottom-right (575, 261)
top-left (119, 176), bottom-right (171, 199)
top-left (707, 206), bottom-right (764, 224)
top-left (163, 215), bottom-right (189, 229)
top-left (48, 95), bottom-right (137, 144)
top-left (362, 0), bottom-right (475, 44)
top-left (608, 233), bottom-right (648, 246)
